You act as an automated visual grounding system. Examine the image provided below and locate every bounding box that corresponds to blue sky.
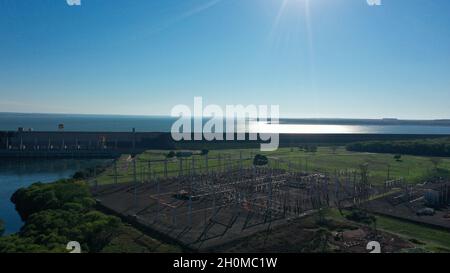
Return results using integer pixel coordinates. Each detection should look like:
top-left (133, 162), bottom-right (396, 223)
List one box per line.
top-left (1, 0), bottom-right (450, 119)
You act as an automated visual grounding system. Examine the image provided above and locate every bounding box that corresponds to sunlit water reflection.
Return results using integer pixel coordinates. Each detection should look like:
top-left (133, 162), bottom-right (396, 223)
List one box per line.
top-left (246, 122), bottom-right (450, 134)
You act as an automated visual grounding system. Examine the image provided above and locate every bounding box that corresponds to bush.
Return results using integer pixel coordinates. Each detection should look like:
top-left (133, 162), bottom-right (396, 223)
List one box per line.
top-left (345, 209), bottom-right (376, 225)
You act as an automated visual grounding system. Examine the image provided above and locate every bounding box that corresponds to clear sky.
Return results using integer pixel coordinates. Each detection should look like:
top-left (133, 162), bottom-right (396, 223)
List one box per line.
top-left (1, 0), bottom-right (450, 119)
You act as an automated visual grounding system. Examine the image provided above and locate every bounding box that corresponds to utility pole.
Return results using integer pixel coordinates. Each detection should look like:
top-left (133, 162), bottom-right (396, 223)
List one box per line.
top-left (188, 196), bottom-right (193, 227)
top-left (132, 128), bottom-right (136, 155)
top-left (387, 164), bottom-right (390, 181)
top-left (94, 166), bottom-right (98, 191)
top-left (164, 159), bottom-right (168, 178)
top-left (240, 151), bottom-right (243, 173)
top-left (148, 160), bottom-right (152, 181)
top-left (133, 156), bottom-right (137, 211)
top-left (114, 160), bottom-right (118, 184)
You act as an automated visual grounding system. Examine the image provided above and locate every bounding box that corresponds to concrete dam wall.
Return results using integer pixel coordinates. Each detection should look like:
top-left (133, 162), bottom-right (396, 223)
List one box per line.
top-left (1, 130), bottom-right (447, 159)
top-left (0, 131), bottom-right (170, 158)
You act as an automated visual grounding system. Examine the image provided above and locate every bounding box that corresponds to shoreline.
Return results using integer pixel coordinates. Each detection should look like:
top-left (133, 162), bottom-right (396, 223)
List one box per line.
top-left (0, 158), bottom-right (114, 235)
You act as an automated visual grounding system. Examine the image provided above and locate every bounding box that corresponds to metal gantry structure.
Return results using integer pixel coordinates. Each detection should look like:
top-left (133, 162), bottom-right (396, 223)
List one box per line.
top-left (92, 151), bottom-right (379, 246)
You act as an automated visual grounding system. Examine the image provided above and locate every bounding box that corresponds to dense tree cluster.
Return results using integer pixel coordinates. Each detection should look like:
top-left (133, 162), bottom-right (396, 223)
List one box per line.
top-left (0, 180), bottom-right (121, 253)
top-left (11, 180), bottom-right (95, 221)
top-left (346, 138), bottom-right (450, 157)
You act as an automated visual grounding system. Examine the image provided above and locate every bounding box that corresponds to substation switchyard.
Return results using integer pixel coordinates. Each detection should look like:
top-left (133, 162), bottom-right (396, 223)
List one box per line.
top-left (92, 154), bottom-right (376, 251)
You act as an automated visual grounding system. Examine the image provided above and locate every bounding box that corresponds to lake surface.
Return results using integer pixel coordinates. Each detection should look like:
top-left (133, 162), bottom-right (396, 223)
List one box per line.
top-left (249, 123), bottom-right (450, 134)
top-left (1, 113), bottom-right (450, 134)
top-left (0, 159), bottom-right (107, 235)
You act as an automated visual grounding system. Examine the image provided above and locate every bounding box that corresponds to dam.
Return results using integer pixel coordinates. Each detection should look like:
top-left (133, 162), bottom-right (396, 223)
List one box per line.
top-left (0, 129), bottom-right (169, 158)
top-left (1, 127), bottom-right (447, 159)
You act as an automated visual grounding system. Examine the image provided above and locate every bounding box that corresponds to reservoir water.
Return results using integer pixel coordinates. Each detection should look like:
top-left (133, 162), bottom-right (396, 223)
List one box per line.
top-left (1, 113), bottom-right (450, 134)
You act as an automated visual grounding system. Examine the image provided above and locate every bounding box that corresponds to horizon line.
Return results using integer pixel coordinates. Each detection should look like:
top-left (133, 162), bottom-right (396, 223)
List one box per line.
top-left (0, 111), bottom-right (449, 121)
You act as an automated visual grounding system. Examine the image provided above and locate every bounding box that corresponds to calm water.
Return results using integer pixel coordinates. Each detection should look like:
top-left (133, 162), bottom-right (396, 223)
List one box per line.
top-left (250, 123), bottom-right (450, 134)
top-left (1, 113), bottom-right (450, 134)
top-left (0, 113), bottom-right (174, 132)
top-left (0, 159), bottom-right (107, 235)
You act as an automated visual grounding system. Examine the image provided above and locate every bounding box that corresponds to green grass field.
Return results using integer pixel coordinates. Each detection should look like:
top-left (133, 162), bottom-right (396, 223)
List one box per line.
top-left (94, 146), bottom-right (450, 186)
top-left (326, 209), bottom-right (450, 253)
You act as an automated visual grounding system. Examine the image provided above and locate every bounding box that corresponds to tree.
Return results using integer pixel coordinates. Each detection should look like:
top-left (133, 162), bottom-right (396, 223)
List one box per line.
top-left (346, 138), bottom-right (450, 157)
top-left (0, 209), bottom-right (120, 253)
top-left (0, 235), bottom-right (56, 253)
top-left (301, 228), bottom-right (332, 253)
top-left (253, 154), bottom-right (268, 166)
top-left (330, 145), bottom-right (338, 154)
top-left (308, 145), bottom-right (318, 154)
